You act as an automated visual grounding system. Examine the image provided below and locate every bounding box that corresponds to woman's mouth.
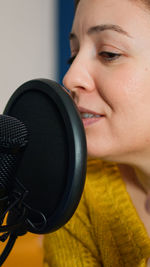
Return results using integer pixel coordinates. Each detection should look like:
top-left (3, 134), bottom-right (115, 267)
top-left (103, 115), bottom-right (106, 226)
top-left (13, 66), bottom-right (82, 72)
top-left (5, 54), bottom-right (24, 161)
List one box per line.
top-left (78, 107), bottom-right (105, 127)
top-left (81, 113), bottom-right (102, 118)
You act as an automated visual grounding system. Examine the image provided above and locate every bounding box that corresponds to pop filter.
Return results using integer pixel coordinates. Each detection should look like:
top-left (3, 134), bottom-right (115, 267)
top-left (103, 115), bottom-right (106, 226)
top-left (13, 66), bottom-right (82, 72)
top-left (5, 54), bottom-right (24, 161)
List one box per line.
top-left (2, 78), bottom-right (87, 236)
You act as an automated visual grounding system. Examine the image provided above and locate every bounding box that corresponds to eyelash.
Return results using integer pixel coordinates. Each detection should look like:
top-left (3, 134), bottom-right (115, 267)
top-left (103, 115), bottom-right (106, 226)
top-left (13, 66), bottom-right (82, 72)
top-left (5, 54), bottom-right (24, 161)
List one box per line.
top-left (99, 51), bottom-right (121, 61)
top-left (67, 52), bottom-right (121, 65)
top-left (67, 56), bottom-right (76, 65)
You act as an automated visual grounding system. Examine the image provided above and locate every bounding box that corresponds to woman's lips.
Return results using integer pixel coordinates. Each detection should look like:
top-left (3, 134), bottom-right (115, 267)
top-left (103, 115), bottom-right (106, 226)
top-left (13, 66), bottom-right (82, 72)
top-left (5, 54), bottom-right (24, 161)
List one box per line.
top-left (78, 107), bottom-right (105, 127)
top-left (81, 116), bottom-right (104, 126)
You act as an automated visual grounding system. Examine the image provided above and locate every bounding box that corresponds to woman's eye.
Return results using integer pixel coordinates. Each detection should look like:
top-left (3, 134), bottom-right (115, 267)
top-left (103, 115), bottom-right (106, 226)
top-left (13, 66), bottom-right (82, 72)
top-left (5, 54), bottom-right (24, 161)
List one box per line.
top-left (67, 52), bottom-right (121, 65)
top-left (67, 55), bottom-right (76, 65)
top-left (99, 51), bottom-right (121, 61)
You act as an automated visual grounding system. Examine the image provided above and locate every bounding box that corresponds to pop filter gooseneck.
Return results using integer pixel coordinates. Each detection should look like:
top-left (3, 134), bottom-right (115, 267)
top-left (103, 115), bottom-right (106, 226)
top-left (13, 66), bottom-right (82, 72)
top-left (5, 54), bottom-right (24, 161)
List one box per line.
top-left (0, 79), bottom-right (87, 265)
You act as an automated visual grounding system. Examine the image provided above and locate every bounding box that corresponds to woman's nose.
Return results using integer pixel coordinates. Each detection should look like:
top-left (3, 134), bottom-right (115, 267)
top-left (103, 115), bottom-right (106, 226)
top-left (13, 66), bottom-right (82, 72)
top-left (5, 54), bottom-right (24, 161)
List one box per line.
top-left (63, 55), bottom-right (95, 94)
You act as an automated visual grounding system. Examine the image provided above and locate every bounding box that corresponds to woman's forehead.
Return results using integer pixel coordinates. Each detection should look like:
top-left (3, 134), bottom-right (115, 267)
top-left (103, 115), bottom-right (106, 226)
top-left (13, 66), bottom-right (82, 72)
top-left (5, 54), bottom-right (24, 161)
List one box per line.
top-left (72, 0), bottom-right (150, 38)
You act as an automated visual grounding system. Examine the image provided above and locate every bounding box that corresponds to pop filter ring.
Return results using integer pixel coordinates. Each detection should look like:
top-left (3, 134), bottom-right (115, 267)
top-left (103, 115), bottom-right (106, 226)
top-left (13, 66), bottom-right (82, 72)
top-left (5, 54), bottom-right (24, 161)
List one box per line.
top-left (3, 78), bottom-right (87, 234)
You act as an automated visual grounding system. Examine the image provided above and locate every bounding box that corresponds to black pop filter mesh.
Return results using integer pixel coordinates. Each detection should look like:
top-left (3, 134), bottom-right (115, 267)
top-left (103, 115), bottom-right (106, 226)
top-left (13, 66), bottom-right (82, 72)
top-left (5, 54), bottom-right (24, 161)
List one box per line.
top-left (3, 79), bottom-right (87, 234)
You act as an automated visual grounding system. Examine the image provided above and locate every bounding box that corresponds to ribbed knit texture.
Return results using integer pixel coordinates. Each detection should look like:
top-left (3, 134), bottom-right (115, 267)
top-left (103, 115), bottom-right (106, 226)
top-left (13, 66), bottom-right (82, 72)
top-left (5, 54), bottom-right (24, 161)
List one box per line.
top-left (43, 159), bottom-right (150, 266)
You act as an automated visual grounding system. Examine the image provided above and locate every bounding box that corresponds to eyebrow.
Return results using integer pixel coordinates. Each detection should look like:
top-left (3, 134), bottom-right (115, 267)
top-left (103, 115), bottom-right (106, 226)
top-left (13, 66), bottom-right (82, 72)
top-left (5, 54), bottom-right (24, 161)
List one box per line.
top-left (69, 24), bottom-right (132, 40)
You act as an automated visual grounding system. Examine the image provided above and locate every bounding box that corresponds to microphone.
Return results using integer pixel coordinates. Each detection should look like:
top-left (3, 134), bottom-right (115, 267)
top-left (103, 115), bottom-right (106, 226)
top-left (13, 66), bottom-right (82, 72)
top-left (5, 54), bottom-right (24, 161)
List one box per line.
top-left (0, 79), bottom-right (87, 265)
top-left (0, 115), bottom-right (28, 223)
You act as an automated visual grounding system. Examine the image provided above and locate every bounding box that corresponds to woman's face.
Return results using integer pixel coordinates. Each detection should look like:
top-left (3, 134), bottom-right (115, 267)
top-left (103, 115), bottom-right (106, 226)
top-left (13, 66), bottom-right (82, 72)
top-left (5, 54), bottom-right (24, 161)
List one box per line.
top-left (63, 0), bottom-right (150, 164)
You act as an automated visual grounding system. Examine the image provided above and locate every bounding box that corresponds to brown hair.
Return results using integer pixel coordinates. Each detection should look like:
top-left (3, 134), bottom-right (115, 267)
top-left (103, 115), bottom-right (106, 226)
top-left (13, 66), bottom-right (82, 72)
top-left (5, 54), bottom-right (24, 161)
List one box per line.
top-left (74, 0), bottom-right (80, 9)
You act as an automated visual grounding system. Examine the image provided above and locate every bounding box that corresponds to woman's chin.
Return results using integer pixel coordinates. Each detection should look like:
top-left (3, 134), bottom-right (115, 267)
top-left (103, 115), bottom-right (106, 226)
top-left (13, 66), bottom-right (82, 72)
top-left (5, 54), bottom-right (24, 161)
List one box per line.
top-left (87, 145), bottom-right (123, 163)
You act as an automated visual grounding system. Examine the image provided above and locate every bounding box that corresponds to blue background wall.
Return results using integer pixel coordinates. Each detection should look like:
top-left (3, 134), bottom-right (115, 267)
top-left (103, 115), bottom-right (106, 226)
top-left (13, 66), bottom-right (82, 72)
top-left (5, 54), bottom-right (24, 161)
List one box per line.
top-left (58, 0), bottom-right (74, 84)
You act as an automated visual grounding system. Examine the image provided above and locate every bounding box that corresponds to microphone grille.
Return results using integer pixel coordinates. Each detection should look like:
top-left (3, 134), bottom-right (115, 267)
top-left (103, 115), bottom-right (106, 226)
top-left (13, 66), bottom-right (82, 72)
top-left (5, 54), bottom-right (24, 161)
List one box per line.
top-left (0, 115), bottom-right (28, 151)
top-left (0, 115), bottom-right (28, 196)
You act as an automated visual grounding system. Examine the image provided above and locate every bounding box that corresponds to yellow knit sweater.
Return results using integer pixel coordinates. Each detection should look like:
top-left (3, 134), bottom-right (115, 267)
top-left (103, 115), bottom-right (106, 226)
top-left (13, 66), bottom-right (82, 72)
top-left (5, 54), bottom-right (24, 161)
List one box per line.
top-left (43, 159), bottom-right (150, 266)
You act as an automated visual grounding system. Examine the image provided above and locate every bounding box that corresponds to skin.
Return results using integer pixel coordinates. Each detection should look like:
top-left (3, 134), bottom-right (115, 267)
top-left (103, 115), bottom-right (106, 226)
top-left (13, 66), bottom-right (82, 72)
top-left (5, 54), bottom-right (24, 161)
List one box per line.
top-left (63, 0), bottom-right (150, 235)
top-left (63, 0), bottom-right (150, 171)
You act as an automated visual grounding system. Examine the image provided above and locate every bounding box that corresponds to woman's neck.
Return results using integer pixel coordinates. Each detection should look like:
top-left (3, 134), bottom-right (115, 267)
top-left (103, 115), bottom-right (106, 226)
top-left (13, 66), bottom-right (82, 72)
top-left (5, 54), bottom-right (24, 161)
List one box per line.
top-left (134, 167), bottom-right (150, 194)
top-left (118, 162), bottom-right (150, 193)
top-left (118, 163), bottom-right (150, 215)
